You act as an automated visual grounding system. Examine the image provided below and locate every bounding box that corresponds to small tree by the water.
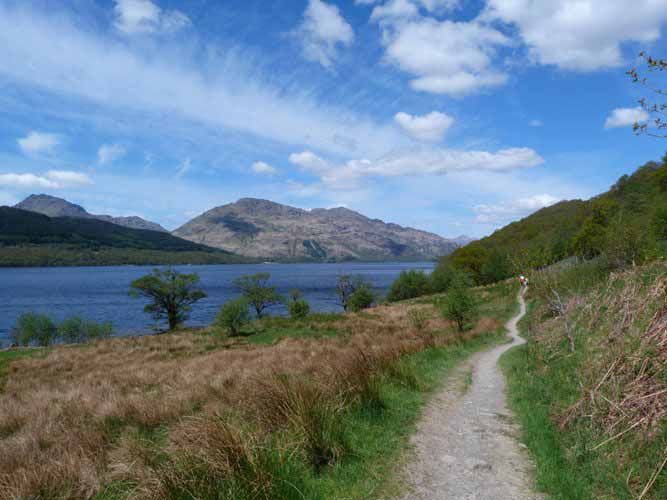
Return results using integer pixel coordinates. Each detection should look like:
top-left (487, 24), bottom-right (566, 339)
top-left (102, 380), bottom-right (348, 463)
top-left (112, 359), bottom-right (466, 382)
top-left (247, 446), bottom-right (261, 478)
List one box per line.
top-left (286, 289), bottom-right (310, 320)
top-left (216, 298), bottom-right (251, 336)
top-left (10, 312), bottom-right (57, 346)
top-left (336, 275), bottom-right (374, 311)
top-left (233, 272), bottom-right (281, 318)
top-left (130, 268), bottom-right (207, 331)
top-left (442, 272), bottom-right (477, 333)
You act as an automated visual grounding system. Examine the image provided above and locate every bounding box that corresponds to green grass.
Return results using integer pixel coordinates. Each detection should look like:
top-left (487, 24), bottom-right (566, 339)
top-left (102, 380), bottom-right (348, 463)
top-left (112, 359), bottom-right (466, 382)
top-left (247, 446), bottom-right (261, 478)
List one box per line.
top-left (306, 329), bottom-right (510, 498)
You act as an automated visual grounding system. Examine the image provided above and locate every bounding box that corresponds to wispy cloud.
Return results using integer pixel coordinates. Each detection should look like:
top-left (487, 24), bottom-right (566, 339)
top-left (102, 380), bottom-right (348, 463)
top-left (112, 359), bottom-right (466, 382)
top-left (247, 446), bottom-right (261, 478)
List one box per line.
top-left (97, 144), bottom-right (127, 165)
top-left (251, 161), bottom-right (278, 176)
top-left (0, 170), bottom-right (92, 190)
top-left (474, 193), bottom-right (560, 224)
top-left (394, 111), bottom-right (454, 143)
top-left (113, 0), bottom-right (191, 35)
top-left (605, 107), bottom-right (649, 129)
top-left (17, 131), bottom-right (60, 156)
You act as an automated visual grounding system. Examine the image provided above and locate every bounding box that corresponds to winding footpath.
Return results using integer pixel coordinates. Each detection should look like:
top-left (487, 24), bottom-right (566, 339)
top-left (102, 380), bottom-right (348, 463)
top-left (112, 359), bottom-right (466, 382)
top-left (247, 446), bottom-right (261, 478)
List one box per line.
top-left (400, 287), bottom-right (540, 500)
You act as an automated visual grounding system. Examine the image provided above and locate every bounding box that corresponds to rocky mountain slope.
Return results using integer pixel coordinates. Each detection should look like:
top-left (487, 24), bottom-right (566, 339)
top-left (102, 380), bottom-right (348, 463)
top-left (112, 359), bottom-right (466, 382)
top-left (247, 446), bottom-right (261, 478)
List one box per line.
top-left (173, 198), bottom-right (460, 261)
top-left (15, 194), bottom-right (167, 232)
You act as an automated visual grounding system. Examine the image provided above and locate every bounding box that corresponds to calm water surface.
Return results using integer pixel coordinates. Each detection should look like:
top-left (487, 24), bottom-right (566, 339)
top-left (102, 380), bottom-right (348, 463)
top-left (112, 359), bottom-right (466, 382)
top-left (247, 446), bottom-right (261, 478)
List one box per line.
top-left (0, 262), bottom-right (434, 347)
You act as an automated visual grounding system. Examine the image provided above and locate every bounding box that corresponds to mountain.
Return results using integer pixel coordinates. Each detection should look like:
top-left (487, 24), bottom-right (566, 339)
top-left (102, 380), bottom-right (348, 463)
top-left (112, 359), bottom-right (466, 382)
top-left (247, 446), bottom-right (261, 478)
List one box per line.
top-left (15, 194), bottom-right (167, 232)
top-left (0, 207), bottom-right (247, 266)
top-left (445, 159), bottom-right (667, 283)
top-left (173, 198), bottom-right (459, 261)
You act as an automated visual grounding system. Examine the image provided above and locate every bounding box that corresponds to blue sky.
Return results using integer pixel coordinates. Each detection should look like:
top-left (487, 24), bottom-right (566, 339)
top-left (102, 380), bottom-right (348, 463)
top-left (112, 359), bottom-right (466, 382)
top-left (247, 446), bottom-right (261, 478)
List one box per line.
top-left (0, 0), bottom-right (666, 238)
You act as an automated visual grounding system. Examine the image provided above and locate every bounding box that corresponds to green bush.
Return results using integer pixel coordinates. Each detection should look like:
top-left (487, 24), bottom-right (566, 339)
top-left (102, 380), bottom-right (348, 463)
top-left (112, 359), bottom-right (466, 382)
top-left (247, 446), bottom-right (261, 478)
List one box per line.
top-left (387, 270), bottom-right (431, 302)
top-left (429, 263), bottom-right (457, 293)
top-left (58, 316), bottom-right (113, 344)
top-left (288, 300), bottom-right (310, 320)
top-left (347, 285), bottom-right (375, 312)
top-left (217, 298), bottom-right (251, 336)
top-left (11, 312), bottom-right (57, 347)
top-left (442, 272), bottom-right (477, 332)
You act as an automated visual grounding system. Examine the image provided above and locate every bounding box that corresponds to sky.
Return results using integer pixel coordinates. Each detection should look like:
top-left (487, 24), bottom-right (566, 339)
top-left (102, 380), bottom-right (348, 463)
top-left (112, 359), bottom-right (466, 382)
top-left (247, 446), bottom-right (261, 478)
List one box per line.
top-left (0, 0), bottom-right (666, 238)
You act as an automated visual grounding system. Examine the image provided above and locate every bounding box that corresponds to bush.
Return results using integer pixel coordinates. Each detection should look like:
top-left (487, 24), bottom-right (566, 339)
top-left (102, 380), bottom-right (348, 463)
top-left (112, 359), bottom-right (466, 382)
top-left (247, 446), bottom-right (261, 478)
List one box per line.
top-left (429, 263), bottom-right (457, 293)
top-left (216, 298), bottom-right (251, 336)
top-left (288, 300), bottom-right (310, 320)
top-left (11, 312), bottom-right (57, 347)
top-left (407, 308), bottom-right (429, 331)
top-left (58, 316), bottom-right (113, 344)
top-left (387, 270), bottom-right (431, 302)
top-left (347, 284), bottom-right (375, 312)
top-left (442, 272), bottom-right (477, 332)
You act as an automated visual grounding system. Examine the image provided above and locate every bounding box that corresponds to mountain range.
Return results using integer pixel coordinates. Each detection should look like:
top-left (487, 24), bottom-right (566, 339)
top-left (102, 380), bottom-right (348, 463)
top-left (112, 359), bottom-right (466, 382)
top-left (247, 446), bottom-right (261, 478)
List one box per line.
top-left (173, 198), bottom-right (460, 261)
top-left (15, 194), bottom-right (167, 232)
top-left (10, 195), bottom-right (464, 262)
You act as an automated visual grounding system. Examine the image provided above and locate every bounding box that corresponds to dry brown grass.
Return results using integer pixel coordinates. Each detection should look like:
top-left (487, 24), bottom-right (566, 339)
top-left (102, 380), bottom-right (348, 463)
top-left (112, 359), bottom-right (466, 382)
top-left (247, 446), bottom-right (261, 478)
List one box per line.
top-left (0, 300), bottom-right (498, 499)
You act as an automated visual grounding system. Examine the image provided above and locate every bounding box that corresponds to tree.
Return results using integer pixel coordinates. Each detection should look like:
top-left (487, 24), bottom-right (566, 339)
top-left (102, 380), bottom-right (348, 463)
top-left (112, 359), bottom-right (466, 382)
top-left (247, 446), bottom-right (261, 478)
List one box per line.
top-left (348, 284), bottom-right (375, 312)
top-left (216, 298), bottom-right (251, 336)
top-left (11, 312), bottom-right (57, 346)
top-left (480, 250), bottom-right (512, 284)
top-left (430, 262), bottom-right (457, 293)
top-left (233, 272), bottom-right (281, 318)
top-left (285, 289), bottom-right (310, 320)
top-left (628, 52), bottom-right (667, 138)
top-left (130, 268), bottom-right (207, 331)
top-left (58, 317), bottom-right (113, 344)
top-left (442, 272), bottom-right (477, 333)
top-left (336, 275), bottom-right (372, 311)
top-left (387, 270), bottom-right (431, 302)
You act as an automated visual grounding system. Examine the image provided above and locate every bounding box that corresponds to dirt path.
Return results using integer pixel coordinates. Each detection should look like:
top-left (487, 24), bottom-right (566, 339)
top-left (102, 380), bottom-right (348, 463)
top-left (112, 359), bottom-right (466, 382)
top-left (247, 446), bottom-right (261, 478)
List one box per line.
top-left (399, 287), bottom-right (540, 500)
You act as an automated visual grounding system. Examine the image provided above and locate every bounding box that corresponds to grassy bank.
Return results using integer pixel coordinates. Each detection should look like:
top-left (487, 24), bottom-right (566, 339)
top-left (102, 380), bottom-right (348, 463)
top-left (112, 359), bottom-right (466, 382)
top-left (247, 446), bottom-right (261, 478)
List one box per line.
top-left (502, 261), bottom-right (667, 499)
top-left (0, 281), bottom-right (517, 499)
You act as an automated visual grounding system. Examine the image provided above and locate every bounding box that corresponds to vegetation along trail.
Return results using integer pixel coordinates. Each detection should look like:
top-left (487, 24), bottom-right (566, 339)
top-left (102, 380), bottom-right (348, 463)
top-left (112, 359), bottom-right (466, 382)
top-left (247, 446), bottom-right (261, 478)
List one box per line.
top-left (400, 287), bottom-right (539, 499)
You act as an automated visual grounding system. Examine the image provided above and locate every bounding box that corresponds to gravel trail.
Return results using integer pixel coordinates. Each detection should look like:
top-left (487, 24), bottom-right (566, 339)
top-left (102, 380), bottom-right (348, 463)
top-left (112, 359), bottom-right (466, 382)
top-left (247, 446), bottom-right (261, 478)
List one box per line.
top-left (399, 287), bottom-right (540, 500)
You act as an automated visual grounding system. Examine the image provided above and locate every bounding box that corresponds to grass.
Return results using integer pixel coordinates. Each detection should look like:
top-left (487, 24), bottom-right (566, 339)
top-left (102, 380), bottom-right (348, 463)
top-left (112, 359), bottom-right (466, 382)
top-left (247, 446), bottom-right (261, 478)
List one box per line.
top-left (0, 280), bottom-right (518, 499)
top-left (502, 261), bottom-right (667, 500)
top-left (0, 348), bottom-right (47, 393)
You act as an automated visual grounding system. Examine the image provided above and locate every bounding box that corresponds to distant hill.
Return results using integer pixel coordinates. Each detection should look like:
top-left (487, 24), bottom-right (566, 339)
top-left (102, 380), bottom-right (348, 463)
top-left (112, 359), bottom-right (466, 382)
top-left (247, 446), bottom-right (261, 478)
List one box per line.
top-left (15, 194), bottom-right (167, 232)
top-left (0, 207), bottom-right (247, 266)
top-left (446, 159), bottom-right (667, 283)
top-left (173, 198), bottom-right (461, 261)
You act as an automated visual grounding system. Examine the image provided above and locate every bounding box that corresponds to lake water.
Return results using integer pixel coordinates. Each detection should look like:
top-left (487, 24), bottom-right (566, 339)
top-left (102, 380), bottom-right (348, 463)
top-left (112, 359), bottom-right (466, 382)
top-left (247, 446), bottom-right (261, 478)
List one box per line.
top-left (0, 262), bottom-right (434, 347)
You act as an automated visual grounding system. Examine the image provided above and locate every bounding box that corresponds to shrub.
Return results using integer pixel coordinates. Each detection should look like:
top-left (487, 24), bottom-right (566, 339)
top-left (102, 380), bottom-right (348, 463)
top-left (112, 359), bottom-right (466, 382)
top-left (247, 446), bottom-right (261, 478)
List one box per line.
top-left (130, 268), bottom-right (207, 330)
top-left (11, 312), bottom-right (57, 347)
top-left (288, 300), bottom-right (310, 320)
top-left (407, 308), bottom-right (429, 331)
top-left (429, 263), bottom-right (457, 293)
top-left (58, 316), bottom-right (113, 344)
top-left (233, 273), bottom-right (281, 318)
top-left (442, 272), bottom-right (477, 333)
top-left (216, 298), bottom-right (251, 336)
top-left (387, 270), bottom-right (431, 302)
top-left (347, 284), bottom-right (375, 312)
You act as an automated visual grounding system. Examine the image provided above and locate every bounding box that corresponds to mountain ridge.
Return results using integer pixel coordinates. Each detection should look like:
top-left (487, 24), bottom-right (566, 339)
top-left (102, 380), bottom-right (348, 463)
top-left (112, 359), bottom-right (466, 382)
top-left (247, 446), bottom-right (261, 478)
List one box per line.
top-left (173, 197), bottom-right (462, 261)
top-left (15, 194), bottom-right (167, 233)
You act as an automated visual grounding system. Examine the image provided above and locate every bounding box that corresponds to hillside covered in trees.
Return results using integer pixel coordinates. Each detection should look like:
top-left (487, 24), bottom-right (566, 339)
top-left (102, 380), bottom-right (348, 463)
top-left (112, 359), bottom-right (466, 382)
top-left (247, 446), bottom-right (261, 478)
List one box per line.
top-left (444, 157), bottom-right (667, 283)
top-left (0, 207), bottom-right (248, 266)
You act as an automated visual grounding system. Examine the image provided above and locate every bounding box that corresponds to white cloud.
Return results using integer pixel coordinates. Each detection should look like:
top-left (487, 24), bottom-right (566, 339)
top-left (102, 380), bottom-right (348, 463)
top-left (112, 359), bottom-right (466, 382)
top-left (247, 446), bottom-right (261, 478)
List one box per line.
top-left (529, 119), bottom-right (543, 127)
top-left (394, 111), bottom-right (454, 142)
top-left (17, 131), bottom-right (60, 156)
top-left (604, 107), bottom-right (649, 129)
top-left (380, 18), bottom-right (511, 95)
top-left (370, 0), bottom-right (419, 24)
top-left (474, 193), bottom-right (560, 224)
top-left (0, 5), bottom-right (402, 159)
top-left (113, 0), bottom-right (191, 35)
top-left (289, 147), bottom-right (544, 189)
top-left (97, 144), bottom-right (126, 165)
top-left (0, 170), bottom-right (92, 190)
top-left (484, 0), bottom-right (667, 71)
top-left (251, 161), bottom-right (278, 176)
top-left (175, 158), bottom-right (192, 178)
top-left (296, 0), bottom-right (354, 68)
